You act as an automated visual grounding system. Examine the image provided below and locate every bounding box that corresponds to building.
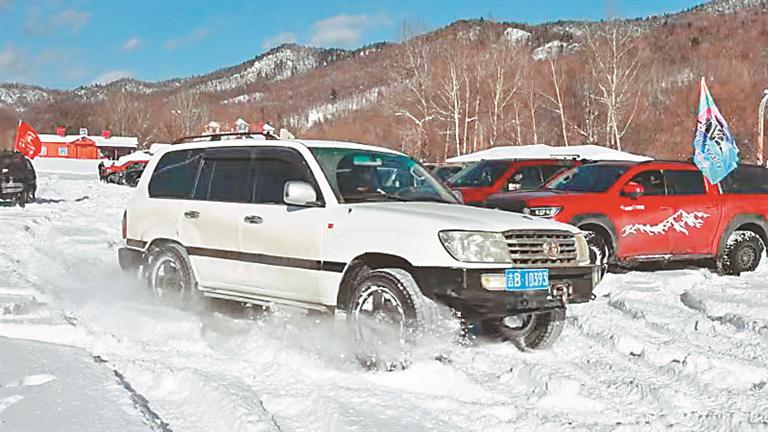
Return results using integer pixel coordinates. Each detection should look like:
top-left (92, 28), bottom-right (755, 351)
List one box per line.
top-left (38, 128), bottom-right (139, 160)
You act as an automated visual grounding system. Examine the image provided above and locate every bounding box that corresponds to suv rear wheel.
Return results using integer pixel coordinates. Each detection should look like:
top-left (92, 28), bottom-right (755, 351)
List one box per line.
top-left (483, 308), bottom-right (566, 351)
top-left (717, 231), bottom-right (765, 276)
top-left (346, 268), bottom-right (437, 369)
top-left (146, 244), bottom-right (199, 307)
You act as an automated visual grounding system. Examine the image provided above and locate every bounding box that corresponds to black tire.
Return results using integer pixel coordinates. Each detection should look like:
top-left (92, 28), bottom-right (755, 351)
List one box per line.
top-left (346, 267), bottom-right (437, 369)
top-left (717, 231), bottom-right (765, 276)
top-left (17, 191), bottom-right (26, 207)
top-left (484, 308), bottom-right (566, 351)
top-left (145, 244), bottom-right (200, 308)
top-left (584, 230), bottom-right (610, 279)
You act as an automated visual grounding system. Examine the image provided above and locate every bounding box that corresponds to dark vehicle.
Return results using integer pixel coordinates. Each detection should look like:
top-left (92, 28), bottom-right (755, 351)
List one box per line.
top-left (0, 152), bottom-right (36, 206)
top-left (122, 164), bottom-right (146, 187)
top-left (446, 159), bottom-right (580, 205)
top-left (427, 163), bottom-right (466, 182)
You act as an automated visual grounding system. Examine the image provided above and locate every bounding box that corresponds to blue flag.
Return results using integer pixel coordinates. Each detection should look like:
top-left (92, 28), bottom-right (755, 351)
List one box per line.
top-left (692, 78), bottom-right (739, 184)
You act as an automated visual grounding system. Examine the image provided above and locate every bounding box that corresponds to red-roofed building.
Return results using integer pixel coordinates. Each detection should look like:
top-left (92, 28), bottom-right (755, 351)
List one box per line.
top-left (38, 128), bottom-right (139, 160)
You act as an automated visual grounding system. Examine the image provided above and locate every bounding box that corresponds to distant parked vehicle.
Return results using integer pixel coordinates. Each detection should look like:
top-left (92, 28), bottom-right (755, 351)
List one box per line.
top-left (0, 152), bottom-right (36, 207)
top-left (425, 163), bottom-right (466, 182)
top-left (485, 161), bottom-right (768, 276)
top-left (105, 160), bottom-right (149, 185)
top-left (446, 159), bottom-right (579, 205)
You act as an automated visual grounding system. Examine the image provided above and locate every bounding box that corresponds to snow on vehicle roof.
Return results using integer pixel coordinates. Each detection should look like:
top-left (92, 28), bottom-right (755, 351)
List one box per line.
top-left (446, 144), bottom-right (651, 163)
top-left (116, 150), bottom-right (151, 164)
top-left (162, 137), bottom-right (405, 156)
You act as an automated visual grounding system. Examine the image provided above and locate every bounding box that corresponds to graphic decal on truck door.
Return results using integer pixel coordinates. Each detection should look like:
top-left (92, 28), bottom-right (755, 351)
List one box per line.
top-left (621, 209), bottom-right (710, 237)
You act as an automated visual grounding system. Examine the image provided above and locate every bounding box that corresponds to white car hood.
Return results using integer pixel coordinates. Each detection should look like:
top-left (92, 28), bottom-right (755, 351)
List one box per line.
top-left (344, 202), bottom-right (580, 234)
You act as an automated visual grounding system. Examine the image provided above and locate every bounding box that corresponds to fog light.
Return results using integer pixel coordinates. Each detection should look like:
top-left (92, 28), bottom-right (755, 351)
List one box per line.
top-left (481, 274), bottom-right (506, 290)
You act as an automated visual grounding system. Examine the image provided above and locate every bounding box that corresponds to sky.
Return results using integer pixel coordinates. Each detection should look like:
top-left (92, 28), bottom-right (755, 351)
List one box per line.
top-left (0, 0), bottom-right (704, 89)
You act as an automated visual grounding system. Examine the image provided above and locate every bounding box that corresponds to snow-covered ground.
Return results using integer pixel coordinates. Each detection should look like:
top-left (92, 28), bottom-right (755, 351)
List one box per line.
top-left (1, 166), bottom-right (767, 431)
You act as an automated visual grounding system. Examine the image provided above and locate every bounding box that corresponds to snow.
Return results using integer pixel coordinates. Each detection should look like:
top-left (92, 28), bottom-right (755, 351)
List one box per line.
top-left (446, 144), bottom-right (652, 163)
top-left (502, 28), bottom-right (531, 45)
top-left (532, 41), bottom-right (573, 61)
top-left (1, 167), bottom-right (767, 430)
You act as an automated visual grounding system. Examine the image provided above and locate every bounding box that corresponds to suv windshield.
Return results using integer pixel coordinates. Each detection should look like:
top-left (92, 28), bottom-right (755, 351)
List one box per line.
top-left (311, 148), bottom-right (458, 204)
top-left (448, 160), bottom-right (510, 187)
top-left (547, 164), bottom-right (631, 192)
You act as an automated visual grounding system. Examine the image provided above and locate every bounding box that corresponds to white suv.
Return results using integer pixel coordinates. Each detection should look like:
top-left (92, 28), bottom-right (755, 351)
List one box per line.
top-left (119, 134), bottom-right (600, 361)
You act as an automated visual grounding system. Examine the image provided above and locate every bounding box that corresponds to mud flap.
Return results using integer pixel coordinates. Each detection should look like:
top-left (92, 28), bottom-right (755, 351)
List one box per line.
top-left (118, 248), bottom-right (144, 272)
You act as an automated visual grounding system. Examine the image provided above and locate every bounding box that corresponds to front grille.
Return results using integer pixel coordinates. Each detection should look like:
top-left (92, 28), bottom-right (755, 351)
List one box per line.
top-left (504, 230), bottom-right (578, 265)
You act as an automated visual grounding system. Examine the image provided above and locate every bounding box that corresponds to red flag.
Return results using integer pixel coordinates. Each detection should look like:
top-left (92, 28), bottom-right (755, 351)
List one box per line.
top-left (14, 121), bottom-right (42, 159)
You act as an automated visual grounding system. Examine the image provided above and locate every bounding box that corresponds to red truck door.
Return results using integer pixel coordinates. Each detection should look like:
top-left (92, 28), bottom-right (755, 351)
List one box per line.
top-left (615, 169), bottom-right (677, 257)
top-left (664, 169), bottom-right (720, 255)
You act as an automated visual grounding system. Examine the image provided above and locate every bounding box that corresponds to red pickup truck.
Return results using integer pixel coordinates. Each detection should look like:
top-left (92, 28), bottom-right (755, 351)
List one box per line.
top-left (485, 161), bottom-right (768, 276)
top-left (446, 159), bottom-right (578, 205)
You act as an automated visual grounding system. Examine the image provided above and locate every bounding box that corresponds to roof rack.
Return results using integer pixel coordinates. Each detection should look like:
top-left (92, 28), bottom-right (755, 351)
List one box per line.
top-left (171, 131), bottom-right (279, 145)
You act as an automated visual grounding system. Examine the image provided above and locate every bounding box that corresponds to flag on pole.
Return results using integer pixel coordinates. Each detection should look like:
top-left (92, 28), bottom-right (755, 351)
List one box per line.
top-left (14, 121), bottom-right (42, 159)
top-left (691, 78), bottom-right (738, 184)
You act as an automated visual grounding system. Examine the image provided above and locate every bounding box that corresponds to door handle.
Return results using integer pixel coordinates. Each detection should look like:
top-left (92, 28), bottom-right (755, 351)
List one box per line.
top-left (184, 210), bottom-right (200, 219)
top-left (244, 215), bottom-right (263, 224)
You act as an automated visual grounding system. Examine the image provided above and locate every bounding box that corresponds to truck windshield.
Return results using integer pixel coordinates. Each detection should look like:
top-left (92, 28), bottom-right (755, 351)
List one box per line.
top-left (448, 160), bottom-right (510, 187)
top-left (311, 148), bottom-right (459, 204)
top-left (547, 164), bottom-right (630, 192)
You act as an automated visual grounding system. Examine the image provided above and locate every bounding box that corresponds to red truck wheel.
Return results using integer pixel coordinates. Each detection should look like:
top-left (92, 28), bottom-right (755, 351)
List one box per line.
top-left (717, 231), bottom-right (765, 276)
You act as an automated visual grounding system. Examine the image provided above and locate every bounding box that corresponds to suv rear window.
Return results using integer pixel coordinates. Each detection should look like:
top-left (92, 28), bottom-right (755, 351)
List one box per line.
top-left (665, 170), bottom-right (705, 195)
top-left (720, 166), bottom-right (768, 194)
top-left (149, 150), bottom-right (203, 199)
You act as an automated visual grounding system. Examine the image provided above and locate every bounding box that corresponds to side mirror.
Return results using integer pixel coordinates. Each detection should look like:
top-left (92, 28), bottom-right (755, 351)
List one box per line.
top-left (621, 182), bottom-right (645, 199)
top-left (284, 181), bottom-right (320, 207)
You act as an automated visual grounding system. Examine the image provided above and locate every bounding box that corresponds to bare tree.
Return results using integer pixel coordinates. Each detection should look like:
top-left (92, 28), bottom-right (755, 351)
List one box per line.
top-left (99, 92), bottom-right (156, 146)
top-left (539, 57), bottom-right (570, 146)
top-left (486, 45), bottom-right (523, 147)
top-left (583, 22), bottom-right (643, 151)
top-left (167, 91), bottom-right (209, 138)
top-left (391, 22), bottom-right (435, 160)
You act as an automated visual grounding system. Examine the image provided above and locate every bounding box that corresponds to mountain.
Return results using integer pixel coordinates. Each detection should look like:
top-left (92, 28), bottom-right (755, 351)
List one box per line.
top-left (1, 0), bottom-right (766, 162)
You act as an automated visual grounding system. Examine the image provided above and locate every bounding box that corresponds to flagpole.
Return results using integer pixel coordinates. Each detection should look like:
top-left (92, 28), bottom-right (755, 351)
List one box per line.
top-left (14, 119), bottom-right (21, 153)
top-left (759, 89), bottom-right (768, 167)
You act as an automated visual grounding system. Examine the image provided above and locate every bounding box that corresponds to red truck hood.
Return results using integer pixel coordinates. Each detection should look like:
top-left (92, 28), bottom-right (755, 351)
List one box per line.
top-left (484, 189), bottom-right (593, 212)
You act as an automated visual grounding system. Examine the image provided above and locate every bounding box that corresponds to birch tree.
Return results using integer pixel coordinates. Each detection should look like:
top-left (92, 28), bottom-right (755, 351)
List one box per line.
top-left (539, 57), bottom-right (570, 146)
top-left (583, 23), bottom-right (643, 151)
top-left (392, 22), bottom-right (435, 159)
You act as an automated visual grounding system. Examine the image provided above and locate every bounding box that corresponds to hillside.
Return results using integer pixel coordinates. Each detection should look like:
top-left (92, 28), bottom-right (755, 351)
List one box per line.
top-left (1, 0), bottom-right (766, 162)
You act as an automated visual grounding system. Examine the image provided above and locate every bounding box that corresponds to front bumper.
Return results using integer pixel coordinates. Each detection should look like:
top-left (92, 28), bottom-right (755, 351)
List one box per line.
top-left (415, 265), bottom-right (599, 321)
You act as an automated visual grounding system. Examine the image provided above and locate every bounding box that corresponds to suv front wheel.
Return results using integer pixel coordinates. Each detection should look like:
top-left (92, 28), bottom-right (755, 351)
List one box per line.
top-left (146, 244), bottom-right (199, 307)
top-left (483, 308), bottom-right (566, 351)
top-left (346, 268), bottom-right (437, 369)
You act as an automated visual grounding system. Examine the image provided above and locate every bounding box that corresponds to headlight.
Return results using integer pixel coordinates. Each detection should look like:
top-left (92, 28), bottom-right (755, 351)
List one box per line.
top-left (439, 231), bottom-right (511, 263)
top-left (575, 233), bottom-right (589, 264)
top-left (523, 206), bottom-right (562, 218)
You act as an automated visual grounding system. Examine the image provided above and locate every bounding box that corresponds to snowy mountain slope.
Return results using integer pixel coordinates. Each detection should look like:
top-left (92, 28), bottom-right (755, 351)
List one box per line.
top-left (0, 167), bottom-right (766, 431)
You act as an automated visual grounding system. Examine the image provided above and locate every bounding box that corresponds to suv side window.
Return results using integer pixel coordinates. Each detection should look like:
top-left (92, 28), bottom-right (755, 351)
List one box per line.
top-left (253, 148), bottom-right (320, 205)
top-left (194, 148), bottom-right (255, 203)
top-left (665, 170), bottom-right (705, 195)
top-left (721, 166), bottom-right (768, 194)
top-left (628, 170), bottom-right (665, 196)
top-left (149, 150), bottom-right (203, 199)
top-left (506, 166), bottom-right (543, 192)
